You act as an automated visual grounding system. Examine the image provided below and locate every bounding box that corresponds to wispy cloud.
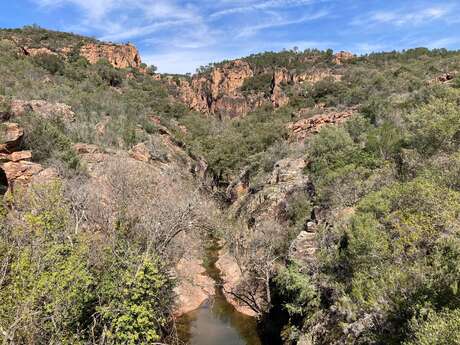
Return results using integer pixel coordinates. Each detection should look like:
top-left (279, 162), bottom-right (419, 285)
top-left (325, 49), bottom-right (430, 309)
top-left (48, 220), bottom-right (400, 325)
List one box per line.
top-left (236, 10), bottom-right (329, 38)
top-left (352, 5), bottom-right (453, 27)
top-left (210, 0), bottom-right (317, 19)
top-left (28, 0), bottom-right (460, 73)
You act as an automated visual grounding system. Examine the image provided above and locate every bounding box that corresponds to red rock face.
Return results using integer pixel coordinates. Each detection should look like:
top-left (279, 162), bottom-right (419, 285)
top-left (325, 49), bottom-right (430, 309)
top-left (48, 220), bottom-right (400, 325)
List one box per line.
top-left (333, 51), bottom-right (355, 65)
top-left (287, 107), bottom-right (358, 142)
top-left (174, 59), bottom-right (343, 118)
top-left (0, 110), bottom-right (61, 193)
top-left (79, 43), bottom-right (142, 69)
top-left (176, 59), bottom-right (255, 118)
top-left (11, 37), bottom-right (143, 70)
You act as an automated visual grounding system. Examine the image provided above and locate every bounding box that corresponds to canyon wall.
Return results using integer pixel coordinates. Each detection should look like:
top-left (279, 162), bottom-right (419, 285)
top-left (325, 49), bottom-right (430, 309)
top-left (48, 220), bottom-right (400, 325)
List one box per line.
top-left (172, 52), bottom-right (352, 118)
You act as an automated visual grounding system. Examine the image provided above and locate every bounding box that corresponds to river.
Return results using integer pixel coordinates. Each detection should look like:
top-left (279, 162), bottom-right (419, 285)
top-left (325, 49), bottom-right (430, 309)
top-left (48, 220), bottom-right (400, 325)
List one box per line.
top-left (177, 240), bottom-right (262, 345)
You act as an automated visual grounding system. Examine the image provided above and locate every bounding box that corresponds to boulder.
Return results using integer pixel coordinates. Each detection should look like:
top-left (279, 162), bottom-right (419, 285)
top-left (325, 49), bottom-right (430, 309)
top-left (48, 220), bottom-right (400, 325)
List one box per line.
top-left (73, 143), bottom-right (102, 155)
top-left (289, 230), bottom-right (318, 263)
top-left (174, 256), bottom-right (214, 317)
top-left (10, 100), bottom-right (75, 122)
top-left (8, 150), bottom-right (32, 162)
top-left (2, 161), bottom-right (49, 185)
top-left (333, 51), bottom-right (355, 65)
top-left (129, 143), bottom-right (151, 162)
top-left (0, 123), bottom-right (24, 153)
top-left (269, 158), bottom-right (308, 184)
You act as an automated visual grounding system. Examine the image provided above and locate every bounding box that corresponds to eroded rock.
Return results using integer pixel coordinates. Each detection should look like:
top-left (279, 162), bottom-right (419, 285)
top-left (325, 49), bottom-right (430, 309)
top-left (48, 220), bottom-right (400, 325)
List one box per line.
top-left (3, 161), bottom-right (57, 186)
top-left (10, 100), bottom-right (75, 122)
top-left (129, 143), bottom-right (151, 162)
top-left (333, 51), bottom-right (355, 65)
top-left (79, 43), bottom-right (142, 69)
top-left (288, 107), bottom-right (358, 142)
top-left (0, 123), bottom-right (24, 153)
top-left (215, 251), bottom-right (258, 317)
top-left (174, 256), bottom-right (214, 317)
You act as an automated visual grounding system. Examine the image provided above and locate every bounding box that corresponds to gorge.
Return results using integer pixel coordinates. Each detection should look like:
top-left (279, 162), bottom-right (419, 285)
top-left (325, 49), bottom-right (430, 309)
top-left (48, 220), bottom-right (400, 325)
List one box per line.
top-left (0, 26), bottom-right (460, 345)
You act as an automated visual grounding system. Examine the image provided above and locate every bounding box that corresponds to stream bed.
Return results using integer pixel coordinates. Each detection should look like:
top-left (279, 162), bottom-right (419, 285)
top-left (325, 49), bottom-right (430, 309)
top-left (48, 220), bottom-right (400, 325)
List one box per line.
top-left (177, 241), bottom-right (262, 345)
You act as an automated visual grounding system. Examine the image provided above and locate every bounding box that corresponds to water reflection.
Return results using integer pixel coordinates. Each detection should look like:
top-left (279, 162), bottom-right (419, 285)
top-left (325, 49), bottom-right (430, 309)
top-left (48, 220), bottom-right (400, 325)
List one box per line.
top-left (177, 241), bottom-right (262, 345)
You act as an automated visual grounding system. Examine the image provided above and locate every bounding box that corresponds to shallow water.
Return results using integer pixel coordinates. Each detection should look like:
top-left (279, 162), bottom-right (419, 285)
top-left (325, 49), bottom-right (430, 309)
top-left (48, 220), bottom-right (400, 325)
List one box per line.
top-left (177, 241), bottom-right (262, 345)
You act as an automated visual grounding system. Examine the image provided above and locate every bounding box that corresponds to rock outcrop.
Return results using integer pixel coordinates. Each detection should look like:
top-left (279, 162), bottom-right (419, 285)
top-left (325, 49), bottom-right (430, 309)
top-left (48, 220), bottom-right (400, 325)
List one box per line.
top-left (333, 51), bottom-right (355, 65)
top-left (6, 36), bottom-right (143, 70)
top-left (271, 69), bottom-right (290, 107)
top-left (216, 251), bottom-right (258, 317)
top-left (79, 43), bottom-right (142, 69)
top-left (10, 99), bottom-right (75, 122)
top-left (0, 123), bottom-right (24, 152)
top-left (175, 60), bottom-right (342, 118)
top-left (176, 60), bottom-right (255, 118)
top-left (288, 107), bottom-right (358, 142)
top-left (0, 121), bottom-right (58, 193)
top-left (23, 46), bottom-right (58, 57)
top-left (229, 157), bottom-right (310, 225)
top-left (3, 161), bottom-right (57, 187)
top-left (174, 256), bottom-right (214, 316)
top-left (129, 143), bottom-right (152, 162)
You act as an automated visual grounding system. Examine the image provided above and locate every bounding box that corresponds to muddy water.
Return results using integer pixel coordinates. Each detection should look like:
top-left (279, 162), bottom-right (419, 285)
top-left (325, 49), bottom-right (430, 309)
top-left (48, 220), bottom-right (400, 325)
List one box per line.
top-left (177, 241), bottom-right (262, 345)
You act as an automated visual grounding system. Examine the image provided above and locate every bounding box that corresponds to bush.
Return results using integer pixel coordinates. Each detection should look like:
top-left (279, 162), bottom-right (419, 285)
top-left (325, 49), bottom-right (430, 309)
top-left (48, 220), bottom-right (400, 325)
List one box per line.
top-left (95, 59), bottom-right (124, 87)
top-left (32, 53), bottom-right (65, 75)
top-left (102, 258), bottom-right (174, 344)
top-left (405, 309), bottom-right (460, 345)
top-left (20, 115), bottom-right (80, 170)
top-left (0, 182), bottom-right (95, 343)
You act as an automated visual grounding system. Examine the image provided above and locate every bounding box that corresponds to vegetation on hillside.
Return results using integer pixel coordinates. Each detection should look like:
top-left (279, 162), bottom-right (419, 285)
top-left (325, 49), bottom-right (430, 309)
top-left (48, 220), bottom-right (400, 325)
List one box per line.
top-left (181, 47), bottom-right (460, 344)
top-left (0, 27), bottom-right (209, 344)
top-left (1, 26), bottom-right (460, 345)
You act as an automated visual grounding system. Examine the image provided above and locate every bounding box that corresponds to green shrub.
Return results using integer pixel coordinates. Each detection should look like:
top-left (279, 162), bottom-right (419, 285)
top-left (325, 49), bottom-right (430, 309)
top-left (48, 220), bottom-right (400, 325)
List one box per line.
top-left (405, 309), bottom-right (460, 345)
top-left (20, 115), bottom-right (80, 170)
top-left (95, 59), bottom-right (124, 87)
top-left (102, 258), bottom-right (174, 345)
top-left (241, 73), bottom-right (273, 94)
top-left (274, 263), bottom-right (319, 318)
top-left (32, 53), bottom-right (65, 75)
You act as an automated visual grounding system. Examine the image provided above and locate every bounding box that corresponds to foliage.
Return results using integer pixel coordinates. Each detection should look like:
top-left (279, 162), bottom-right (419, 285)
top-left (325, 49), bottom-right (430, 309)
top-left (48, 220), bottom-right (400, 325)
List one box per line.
top-left (405, 309), bottom-right (460, 345)
top-left (181, 105), bottom-right (291, 180)
top-left (32, 53), bottom-right (65, 75)
top-left (241, 73), bottom-right (273, 95)
top-left (102, 258), bottom-right (174, 344)
top-left (274, 263), bottom-right (319, 318)
top-left (20, 114), bottom-right (80, 170)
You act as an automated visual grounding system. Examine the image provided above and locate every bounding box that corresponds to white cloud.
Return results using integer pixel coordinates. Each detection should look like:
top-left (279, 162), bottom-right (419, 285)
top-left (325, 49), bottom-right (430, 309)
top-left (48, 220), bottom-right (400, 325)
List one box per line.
top-left (236, 10), bottom-right (329, 38)
top-left (423, 37), bottom-right (459, 49)
top-left (210, 0), bottom-right (317, 19)
top-left (35, 0), bottom-right (118, 19)
top-left (353, 5), bottom-right (452, 27)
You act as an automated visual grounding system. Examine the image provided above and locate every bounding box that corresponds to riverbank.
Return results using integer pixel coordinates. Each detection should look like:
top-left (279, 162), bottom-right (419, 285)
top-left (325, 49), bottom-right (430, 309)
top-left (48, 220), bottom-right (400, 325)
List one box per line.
top-left (177, 239), bottom-right (262, 345)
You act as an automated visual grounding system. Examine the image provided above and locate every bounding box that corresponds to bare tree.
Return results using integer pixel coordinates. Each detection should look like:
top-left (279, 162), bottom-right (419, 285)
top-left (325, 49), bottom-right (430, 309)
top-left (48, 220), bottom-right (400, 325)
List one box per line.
top-left (223, 219), bottom-right (287, 315)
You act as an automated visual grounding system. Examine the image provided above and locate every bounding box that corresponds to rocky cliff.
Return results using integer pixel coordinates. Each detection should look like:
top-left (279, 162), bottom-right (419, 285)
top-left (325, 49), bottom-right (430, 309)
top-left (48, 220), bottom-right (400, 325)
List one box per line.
top-left (8, 37), bottom-right (143, 69)
top-left (172, 52), bottom-right (351, 118)
top-left (79, 43), bottom-right (142, 69)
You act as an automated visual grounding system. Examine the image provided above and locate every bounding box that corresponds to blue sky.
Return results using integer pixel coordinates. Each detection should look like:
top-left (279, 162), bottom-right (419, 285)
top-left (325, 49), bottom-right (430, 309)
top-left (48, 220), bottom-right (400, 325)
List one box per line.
top-left (1, 0), bottom-right (460, 73)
